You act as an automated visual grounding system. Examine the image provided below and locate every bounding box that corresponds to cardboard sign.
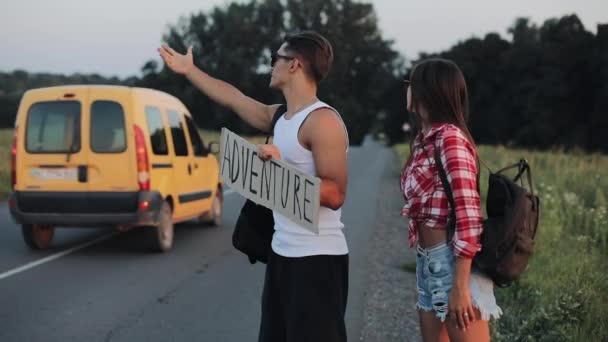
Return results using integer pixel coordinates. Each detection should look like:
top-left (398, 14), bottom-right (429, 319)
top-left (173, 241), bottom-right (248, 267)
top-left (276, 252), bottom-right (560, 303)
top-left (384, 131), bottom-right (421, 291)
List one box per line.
top-left (219, 128), bottom-right (320, 233)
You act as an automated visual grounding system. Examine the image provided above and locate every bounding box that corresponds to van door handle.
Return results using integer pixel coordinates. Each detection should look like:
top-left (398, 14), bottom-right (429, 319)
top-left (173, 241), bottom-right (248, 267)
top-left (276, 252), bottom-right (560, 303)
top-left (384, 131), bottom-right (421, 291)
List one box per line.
top-left (78, 165), bottom-right (87, 183)
top-left (187, 164), bottom-right (192, 175)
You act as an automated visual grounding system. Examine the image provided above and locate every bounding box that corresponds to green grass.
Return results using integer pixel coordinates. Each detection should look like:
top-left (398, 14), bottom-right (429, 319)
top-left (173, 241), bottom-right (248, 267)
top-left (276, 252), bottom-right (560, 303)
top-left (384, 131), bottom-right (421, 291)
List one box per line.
top-left (395, 144), bottom-right (608, 342)
top-left (402, 261), bottom-right (417, 273)
top-left (0, 129), bottom-right (12, 199)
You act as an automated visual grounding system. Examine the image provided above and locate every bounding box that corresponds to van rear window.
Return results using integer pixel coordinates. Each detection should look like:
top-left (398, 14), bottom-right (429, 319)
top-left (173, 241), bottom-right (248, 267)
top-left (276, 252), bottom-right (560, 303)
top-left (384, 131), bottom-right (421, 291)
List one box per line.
top-left (90, 101), bottom-right (126, 153)
top-left (26, 101), bottom-right (81, 153)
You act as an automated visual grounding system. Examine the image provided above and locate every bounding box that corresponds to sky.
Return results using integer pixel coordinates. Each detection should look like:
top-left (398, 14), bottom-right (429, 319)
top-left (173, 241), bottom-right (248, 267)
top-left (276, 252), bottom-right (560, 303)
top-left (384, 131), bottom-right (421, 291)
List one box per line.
top-left (0, 0), bottom-right (606, 78)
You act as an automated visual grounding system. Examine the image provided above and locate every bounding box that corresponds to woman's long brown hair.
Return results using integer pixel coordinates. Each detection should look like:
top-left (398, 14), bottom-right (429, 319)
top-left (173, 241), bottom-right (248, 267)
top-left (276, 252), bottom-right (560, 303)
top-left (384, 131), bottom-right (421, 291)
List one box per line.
top-left (407, 58), bottom-right (476, 155)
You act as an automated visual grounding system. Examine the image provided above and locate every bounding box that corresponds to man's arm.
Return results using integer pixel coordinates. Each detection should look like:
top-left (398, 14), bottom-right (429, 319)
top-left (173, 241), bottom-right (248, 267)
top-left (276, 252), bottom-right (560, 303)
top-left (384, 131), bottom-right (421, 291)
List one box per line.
top-left (300, 109), bottom-right (348, 210)
top-left (158, 44), bottom-right (278, 132)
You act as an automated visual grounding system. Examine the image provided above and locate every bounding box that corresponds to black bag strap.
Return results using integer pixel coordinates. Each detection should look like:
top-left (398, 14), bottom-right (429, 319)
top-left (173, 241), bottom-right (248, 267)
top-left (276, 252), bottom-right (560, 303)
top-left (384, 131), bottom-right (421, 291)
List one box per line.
top-left (435, 143), bottom-right (536, 246)
top-left (265, 104), bottom-right (287, 144)
top-left (433, 145), bottom-right (458, 244)
top-left (495, 159), bottom-right (535, 197)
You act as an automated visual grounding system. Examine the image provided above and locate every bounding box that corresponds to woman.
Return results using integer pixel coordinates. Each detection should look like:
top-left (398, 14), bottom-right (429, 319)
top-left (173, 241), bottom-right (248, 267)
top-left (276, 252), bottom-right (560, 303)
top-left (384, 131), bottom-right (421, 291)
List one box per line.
top-left (401, 58), bottom-right (502, 342)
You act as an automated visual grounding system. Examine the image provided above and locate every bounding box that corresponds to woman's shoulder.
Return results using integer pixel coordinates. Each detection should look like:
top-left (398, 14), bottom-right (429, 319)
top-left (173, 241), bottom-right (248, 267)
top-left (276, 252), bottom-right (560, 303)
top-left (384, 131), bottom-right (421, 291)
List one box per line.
top-left (434, 123), bottom-right (466, 140)
top-left (435, 124), bottom-right (476, 154)
top-left (423, 123), bottom-right (473, 149)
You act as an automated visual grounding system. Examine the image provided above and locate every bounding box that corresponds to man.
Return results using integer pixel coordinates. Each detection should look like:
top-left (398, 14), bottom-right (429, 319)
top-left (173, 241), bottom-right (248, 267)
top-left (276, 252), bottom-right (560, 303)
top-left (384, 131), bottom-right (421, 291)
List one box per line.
top-left (158, 31), bottom-right (349, 342)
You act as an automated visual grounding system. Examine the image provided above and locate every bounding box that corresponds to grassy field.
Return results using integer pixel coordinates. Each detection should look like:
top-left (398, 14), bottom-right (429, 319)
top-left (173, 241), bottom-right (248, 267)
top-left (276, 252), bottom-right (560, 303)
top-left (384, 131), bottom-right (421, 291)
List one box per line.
top-left (0, 128), bottom-right (266, 200)
top-left (395, 144), bottom-right (608, 342)
top-left (0, 129), bottom-right (12, 198)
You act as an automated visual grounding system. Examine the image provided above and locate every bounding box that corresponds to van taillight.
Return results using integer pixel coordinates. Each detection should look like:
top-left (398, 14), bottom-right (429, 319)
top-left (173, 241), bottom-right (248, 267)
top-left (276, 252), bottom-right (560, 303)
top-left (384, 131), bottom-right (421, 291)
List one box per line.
top-left (134, 125), bottom-right (150, 191)
top-left (10, 129), bottom-right (17, 190)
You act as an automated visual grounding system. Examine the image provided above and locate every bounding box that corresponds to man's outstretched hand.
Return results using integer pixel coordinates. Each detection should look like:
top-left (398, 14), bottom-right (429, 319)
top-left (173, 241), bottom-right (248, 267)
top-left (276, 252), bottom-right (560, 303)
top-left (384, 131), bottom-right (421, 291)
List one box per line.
top-left (158, 44), bottom-right (194, 75)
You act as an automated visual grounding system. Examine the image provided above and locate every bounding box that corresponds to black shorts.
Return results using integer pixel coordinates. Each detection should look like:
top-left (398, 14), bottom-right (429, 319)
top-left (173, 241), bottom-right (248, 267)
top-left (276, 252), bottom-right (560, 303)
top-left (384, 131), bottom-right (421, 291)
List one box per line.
top-left (258, 250), bottom-right (349, 342)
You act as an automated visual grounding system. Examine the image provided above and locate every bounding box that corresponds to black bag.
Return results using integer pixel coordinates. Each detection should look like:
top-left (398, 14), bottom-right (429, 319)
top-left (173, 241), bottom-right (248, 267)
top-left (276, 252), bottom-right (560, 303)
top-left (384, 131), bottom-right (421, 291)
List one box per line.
top-left (434, 146), bottom-right (540, 287)
top-left (232, 105), bottom-right (286, 264)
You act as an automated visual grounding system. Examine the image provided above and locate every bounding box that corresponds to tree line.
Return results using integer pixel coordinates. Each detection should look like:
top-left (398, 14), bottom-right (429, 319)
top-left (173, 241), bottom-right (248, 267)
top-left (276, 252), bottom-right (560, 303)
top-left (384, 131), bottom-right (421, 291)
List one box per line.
top-left (1, 0), bottom-right (606, 152)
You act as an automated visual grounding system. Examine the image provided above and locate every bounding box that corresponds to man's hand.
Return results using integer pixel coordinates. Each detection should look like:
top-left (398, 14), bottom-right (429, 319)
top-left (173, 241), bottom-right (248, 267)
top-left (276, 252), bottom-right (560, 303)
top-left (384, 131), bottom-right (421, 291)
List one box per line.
top-left (257, 144), bottom-right (281, 161)
top-left (157, 43), bottom-right (276, 134)
top-left (158, 44), bottom-right (194, 75)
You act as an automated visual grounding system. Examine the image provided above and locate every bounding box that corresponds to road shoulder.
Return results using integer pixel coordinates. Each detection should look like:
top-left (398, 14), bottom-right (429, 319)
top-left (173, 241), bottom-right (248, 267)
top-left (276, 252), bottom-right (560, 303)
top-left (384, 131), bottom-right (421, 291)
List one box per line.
top-left (359, 149), bottom-right (421, 342)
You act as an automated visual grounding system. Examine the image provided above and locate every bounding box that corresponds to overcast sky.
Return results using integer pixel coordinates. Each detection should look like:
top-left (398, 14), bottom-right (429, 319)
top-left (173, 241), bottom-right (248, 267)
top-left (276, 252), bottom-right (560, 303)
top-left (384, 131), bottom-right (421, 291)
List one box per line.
top-left (0, 0), bottom-right (606, 78)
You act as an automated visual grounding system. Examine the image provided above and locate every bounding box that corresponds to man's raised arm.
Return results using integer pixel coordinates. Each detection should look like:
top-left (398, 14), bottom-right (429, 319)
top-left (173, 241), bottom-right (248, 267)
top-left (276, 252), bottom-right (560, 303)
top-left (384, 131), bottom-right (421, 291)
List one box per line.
top-left (158, 44), bottom-right (279, 133)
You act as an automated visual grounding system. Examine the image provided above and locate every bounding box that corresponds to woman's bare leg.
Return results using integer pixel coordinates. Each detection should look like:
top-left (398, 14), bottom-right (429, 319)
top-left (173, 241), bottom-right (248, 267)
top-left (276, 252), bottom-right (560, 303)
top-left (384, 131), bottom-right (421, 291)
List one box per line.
top-left (419, 310), bottom-right (450, 342)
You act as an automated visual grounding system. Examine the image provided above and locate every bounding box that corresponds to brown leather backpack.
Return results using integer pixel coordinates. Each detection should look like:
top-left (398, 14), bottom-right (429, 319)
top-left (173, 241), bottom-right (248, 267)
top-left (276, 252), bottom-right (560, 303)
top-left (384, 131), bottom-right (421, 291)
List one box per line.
top-left (434, 147), bottom-right (540, 287)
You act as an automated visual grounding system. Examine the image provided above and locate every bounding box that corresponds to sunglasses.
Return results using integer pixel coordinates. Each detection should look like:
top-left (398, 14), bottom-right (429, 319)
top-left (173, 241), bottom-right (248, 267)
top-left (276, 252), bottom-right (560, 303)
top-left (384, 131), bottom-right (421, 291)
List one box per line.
top-left (271, 53), bottom-right (295, 67)
top-left (403, 78), bottom-right (411, 91)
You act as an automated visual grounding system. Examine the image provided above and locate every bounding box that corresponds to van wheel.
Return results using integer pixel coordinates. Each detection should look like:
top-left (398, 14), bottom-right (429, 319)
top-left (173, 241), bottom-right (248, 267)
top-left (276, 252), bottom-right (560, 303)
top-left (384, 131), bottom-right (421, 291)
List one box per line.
top-left (146, 201), bottom-right (174, 252)
top-left (200, 187), bottom-right (223, 226)
top-left (22, 224), bottom-right (55, 250)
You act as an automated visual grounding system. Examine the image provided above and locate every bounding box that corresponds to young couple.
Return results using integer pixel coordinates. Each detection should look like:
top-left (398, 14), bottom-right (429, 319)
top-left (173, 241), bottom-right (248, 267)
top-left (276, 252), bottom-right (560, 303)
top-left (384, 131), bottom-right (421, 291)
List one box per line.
top-left (159, 30), bottom-right (501, 342)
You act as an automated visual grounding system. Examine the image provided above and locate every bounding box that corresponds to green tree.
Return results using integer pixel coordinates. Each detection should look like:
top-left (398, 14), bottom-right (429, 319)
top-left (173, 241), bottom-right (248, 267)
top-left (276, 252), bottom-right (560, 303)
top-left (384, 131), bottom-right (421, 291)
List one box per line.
top-left (140, 0), bottom-right (402, 144)
top-left (589, 24), bottom-right (608, 152)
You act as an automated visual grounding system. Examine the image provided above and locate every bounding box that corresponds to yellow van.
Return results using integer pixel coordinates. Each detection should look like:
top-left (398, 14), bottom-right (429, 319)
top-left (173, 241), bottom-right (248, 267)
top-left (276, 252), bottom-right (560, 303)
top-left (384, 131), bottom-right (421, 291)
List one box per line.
top-left (8, 85), bottom-right (223, 252)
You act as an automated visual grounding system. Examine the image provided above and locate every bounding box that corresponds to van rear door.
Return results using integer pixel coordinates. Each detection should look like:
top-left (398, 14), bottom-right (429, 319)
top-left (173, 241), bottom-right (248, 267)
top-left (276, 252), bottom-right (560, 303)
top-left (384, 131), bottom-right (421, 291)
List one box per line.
top-left (86, 88), bottom-right (137, 193)
top-left (20, 89), bottom-right (88, 193)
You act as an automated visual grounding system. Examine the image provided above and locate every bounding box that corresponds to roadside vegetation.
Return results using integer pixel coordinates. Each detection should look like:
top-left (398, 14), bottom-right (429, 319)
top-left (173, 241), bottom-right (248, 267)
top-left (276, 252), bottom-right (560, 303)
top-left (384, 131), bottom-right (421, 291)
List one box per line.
top-left (395, 144), bottom-right (608, 341)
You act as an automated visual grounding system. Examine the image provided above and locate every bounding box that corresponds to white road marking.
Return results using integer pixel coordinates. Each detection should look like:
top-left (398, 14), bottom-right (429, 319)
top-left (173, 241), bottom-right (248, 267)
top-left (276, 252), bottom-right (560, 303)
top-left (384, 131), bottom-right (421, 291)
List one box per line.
top-left (0, 189), bottom-right (237, 281)
top-left (0, 232), bottom-right (118, 281)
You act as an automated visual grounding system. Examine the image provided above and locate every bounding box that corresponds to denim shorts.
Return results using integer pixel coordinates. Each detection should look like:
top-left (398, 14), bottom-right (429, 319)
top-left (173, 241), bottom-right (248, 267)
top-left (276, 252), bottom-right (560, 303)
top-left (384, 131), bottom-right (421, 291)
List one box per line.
top-left (415, 242), bottom-right (502, 322)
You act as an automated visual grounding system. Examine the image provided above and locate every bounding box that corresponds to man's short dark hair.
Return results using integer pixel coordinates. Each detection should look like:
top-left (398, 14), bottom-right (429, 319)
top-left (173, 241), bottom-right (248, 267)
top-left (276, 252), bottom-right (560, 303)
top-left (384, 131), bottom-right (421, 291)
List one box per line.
top-left (284, 31), bottom-right (334, 83)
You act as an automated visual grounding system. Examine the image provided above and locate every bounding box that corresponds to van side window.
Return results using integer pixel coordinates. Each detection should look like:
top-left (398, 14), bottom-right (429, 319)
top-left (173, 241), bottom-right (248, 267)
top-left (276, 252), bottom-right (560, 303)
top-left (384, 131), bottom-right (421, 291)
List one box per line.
top-left (91, 101), bottom-right (126, 153)
top-left (25, 101), bottom-right (81, 153)
top-left (184, 115), bottom-right (207, 157)
top-left (167, 110), bottom-right (189, 156)
top-left (145, 106), bottom-right (169, 155)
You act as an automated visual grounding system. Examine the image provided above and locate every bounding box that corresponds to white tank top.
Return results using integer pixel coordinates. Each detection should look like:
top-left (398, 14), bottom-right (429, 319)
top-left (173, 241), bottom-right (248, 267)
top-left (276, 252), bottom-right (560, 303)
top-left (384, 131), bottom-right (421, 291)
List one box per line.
top-left (271, 101), bottom-right (349, 257)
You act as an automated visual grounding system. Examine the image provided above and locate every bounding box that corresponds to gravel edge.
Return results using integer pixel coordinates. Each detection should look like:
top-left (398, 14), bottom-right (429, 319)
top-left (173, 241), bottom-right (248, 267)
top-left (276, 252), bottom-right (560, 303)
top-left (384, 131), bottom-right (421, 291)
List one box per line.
top-left (359, 149), bottom-right (422, 342)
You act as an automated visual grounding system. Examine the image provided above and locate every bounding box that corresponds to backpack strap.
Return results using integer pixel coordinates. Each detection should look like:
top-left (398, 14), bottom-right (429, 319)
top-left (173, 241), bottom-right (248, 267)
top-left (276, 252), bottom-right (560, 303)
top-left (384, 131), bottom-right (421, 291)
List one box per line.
top-left (265, 104), bottom-right (287, 144)
top-left (495, 159), bottom-right (535, 197)
top-left (437, 145), bottom-right (536, 246)
top-left (433, 144), bottom-right (458, 245)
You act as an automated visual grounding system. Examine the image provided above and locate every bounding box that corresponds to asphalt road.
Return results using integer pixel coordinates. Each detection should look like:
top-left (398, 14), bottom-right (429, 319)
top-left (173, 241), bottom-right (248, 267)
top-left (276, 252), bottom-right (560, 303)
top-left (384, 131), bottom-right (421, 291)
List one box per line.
top-left (0, 138), bottom-right (395, 342)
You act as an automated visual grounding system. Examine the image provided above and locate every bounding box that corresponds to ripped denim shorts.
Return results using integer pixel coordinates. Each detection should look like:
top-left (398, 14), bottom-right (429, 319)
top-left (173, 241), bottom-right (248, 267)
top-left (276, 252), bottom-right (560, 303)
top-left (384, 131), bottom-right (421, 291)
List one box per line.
top-left (415, 242), bottom-right (503, 322)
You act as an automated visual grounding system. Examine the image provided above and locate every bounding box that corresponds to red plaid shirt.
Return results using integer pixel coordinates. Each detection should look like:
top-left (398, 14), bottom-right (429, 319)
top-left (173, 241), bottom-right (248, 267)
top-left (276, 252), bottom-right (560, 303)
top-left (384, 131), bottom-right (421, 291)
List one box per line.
top-left (400, 123), bottom-right (483, 258)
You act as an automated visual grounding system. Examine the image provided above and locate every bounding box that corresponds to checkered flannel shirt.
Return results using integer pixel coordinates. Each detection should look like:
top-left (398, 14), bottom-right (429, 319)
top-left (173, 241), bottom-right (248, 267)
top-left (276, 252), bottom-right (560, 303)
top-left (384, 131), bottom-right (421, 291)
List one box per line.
top-left (400, 124), bottom-right (483, 258)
